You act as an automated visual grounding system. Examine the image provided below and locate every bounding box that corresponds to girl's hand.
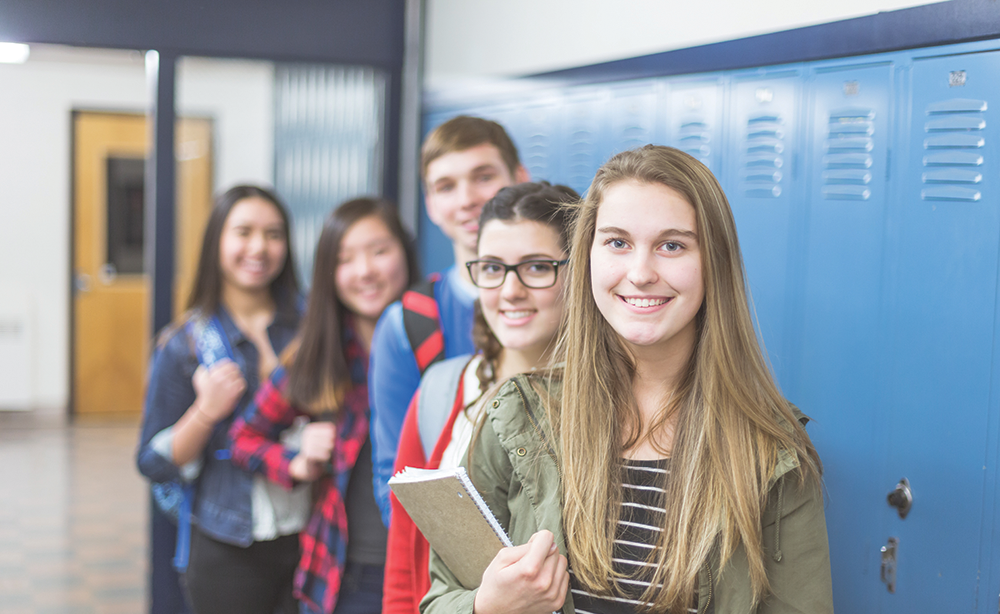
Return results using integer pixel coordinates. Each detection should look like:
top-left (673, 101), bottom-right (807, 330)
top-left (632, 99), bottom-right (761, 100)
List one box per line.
top-left (474, 530), bottom-right (568, 614)
top-left (289, 422), bottom-right (336, 482)
top-left (191, 360), bottom-right (246, 424)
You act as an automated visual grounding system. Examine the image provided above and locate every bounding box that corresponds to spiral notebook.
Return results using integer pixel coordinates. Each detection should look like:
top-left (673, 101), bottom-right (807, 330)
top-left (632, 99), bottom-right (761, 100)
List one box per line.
top-left (389, 465), bottom-right (513, 589)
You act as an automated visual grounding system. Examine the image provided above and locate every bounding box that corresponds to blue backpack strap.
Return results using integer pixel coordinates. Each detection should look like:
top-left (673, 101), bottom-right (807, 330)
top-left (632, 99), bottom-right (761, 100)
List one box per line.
top-left (416, 354), bottom-right (472, 460)
top-left (189, 314), bottom-right (236, 368)
top-left (172, 314), bottom-right (238, 572)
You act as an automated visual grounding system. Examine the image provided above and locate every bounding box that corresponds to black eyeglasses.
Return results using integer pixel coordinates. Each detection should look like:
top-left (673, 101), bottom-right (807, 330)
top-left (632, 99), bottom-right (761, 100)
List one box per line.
top-left (465, 259), bottom-right (569, 289)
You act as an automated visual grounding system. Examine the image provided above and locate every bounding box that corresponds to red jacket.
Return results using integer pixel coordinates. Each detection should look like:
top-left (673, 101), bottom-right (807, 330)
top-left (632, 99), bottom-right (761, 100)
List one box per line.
top-left (382, 367), bottom-right (469, 614)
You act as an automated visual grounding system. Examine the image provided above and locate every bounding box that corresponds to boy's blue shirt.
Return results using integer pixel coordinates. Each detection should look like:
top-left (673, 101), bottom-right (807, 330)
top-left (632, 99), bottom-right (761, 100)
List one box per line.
top-left (368, 265), bottom-right (477, 526)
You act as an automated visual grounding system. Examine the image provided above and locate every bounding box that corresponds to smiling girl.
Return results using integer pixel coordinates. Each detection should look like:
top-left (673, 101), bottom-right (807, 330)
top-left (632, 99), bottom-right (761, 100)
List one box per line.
top-left (382, 182), bottom-right (578, 614)
top-left (422, 146), bottom-right (833, 614)
top-left (137, 185), bottom-right (302, 614)
top-left (230, 198), bottom-right (417, 614)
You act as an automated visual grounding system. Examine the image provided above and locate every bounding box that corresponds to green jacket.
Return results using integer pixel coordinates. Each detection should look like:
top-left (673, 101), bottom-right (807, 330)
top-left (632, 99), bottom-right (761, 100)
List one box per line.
top-left (422, 373), bottom-right (834, 614)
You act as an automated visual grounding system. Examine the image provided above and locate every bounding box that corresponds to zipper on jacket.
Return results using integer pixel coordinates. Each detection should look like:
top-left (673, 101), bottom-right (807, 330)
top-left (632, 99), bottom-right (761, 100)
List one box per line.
top-left (704, 561), bottom-right (713, 612)
top-left (772, 474), bottom-right (785, 563)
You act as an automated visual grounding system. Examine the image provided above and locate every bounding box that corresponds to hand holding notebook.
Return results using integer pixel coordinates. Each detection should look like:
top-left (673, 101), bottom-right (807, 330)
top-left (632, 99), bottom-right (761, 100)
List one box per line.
top-left (475, 529), bottom-right (569, 614)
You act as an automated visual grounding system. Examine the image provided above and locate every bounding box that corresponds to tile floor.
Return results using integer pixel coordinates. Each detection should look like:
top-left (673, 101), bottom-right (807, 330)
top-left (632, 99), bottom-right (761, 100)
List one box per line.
top-left (0, 411), bottom-right (148, 614)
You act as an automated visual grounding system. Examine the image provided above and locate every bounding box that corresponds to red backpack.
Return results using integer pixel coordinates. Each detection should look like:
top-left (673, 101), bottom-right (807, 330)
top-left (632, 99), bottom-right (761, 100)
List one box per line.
top-left (401, 273), bottom-right (445, 374)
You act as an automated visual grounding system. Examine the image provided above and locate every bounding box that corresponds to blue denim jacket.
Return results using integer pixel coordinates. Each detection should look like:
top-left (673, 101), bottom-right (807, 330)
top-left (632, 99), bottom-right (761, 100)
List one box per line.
top-left (136, 306), bottom-right (299, 547)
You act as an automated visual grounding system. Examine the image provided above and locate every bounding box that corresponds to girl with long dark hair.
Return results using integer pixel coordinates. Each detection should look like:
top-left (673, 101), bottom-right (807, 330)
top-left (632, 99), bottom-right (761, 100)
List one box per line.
top-left (230, 197), bottom-right (417, 614)
top-left (137, 185), bottom-right (303, 614)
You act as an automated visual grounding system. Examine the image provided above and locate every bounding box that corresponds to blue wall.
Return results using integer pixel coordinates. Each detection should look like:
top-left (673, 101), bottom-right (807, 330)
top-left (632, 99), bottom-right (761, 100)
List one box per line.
top-left (422, 36), bottom-right (1000, 613)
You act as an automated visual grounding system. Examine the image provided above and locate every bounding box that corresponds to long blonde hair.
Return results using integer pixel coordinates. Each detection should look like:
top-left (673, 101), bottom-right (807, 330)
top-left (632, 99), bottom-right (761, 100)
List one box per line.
top-left (553, 145), bottom-right (821, 611)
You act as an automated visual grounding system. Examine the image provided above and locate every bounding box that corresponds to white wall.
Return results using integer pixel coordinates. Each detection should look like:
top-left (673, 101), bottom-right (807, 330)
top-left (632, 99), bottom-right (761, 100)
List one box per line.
top-left (0, 45), bottom-right (273, 411)
top-left (425, 0), bottom-right (949, 88)
top-left (177, 57), bottom-right (275, 192)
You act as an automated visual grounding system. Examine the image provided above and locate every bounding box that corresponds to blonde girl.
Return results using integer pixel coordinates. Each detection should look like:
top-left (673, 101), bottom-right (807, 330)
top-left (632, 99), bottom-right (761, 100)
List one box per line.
top-left (423, 145), bottom-right (833, 614)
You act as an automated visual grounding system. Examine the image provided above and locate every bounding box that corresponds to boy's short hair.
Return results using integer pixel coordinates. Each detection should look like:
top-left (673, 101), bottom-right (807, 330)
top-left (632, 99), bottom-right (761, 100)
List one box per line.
top-left (420, 115), bottom-right (521, 182)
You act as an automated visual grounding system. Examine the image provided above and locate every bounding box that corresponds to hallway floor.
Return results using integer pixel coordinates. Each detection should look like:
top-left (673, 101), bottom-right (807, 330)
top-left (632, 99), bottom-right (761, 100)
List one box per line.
top-left (0, 412), bottom-right (147, 614)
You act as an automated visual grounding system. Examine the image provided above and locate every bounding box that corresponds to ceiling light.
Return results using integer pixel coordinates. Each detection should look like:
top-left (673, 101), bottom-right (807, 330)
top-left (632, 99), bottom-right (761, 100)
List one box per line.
top-left (0, 43), bottom-right (30, 64)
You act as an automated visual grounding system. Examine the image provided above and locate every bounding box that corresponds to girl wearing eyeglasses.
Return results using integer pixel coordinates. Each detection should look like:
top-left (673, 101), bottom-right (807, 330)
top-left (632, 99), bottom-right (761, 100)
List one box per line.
top-left (382, 181), bottom-right (578, 614)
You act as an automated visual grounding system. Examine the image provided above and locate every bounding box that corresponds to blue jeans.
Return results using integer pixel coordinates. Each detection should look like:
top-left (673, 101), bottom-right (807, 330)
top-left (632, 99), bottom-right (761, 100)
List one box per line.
top-left (330, 563), bottom-right (384, 614)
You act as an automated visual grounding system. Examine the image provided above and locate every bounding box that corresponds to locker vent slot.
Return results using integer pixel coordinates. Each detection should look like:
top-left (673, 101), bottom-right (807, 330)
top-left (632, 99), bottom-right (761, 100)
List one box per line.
top-left (925, 98), bottom-right (987, 114)
top-left (742, 112), bottom-right (785, 198)
top-left (921, 98), bottom-right (986, 202)
top-left (923, 152), bottom-right (983, 166)
top-left (926, 117), bottom-right (986, 131)
top-left (678, 119), bottom-right (712, 165)
top-left (823, 107), bottom-right (875, 200)
top-left (922, 169), bottom-right (982, 184)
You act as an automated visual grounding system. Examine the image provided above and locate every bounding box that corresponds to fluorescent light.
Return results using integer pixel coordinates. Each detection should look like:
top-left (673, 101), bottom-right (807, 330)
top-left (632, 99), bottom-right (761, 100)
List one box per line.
top-left (0, 43), bottom-right (30, 64)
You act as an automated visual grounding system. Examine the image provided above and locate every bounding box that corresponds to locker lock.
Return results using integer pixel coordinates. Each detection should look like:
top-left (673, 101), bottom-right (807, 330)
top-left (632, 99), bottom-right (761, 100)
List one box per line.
top-left (886, 477), bottom-right (913, 519)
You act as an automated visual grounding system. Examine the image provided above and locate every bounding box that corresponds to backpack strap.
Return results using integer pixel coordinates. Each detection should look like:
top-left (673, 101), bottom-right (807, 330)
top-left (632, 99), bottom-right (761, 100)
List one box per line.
top-left (416, 355), bottom-right (471, 460)
top-left (170, 313), bottom-right (238, 572)
top-left (189, 314), bottom-right (236, 368)
top-left (402, 273), bottom-right (444, 374)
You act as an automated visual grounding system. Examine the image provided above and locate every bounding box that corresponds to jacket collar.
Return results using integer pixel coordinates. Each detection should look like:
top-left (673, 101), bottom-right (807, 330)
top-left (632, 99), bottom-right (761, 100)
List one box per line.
top-left (211, 301), bottom-right (300, 348)
top-left (771, 404), bottom-right (811, 486)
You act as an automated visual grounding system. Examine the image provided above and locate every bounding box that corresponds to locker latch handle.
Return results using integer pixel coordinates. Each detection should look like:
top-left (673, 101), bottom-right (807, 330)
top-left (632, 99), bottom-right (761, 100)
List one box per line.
top-left (880, 537), bottom-right (898, 593)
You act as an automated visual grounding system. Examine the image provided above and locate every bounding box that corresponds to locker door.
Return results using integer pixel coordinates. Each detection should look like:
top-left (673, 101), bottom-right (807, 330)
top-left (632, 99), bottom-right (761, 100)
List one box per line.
top-left (481, 101), bottom-right (529, 165)
top-left (559, 89), bottom-right (607, 196)
top-left (795, 62), bottom-right (894, 614)
top-left (609, 81), bottom-right (660, 156)
top-left (516, 96), bottom-right (563, 185)
top-left (881, 51), bottom-right (1000, 611)
top-left (726, 71), bottom-right (801, 385)
top-left (482, 102), bottom-right (522, 137)
top-left (666, 78), bottom-right (724, 176)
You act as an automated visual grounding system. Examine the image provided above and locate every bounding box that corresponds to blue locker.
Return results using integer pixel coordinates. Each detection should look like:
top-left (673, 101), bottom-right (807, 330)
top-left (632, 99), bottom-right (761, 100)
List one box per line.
top-left (420, 39), bottom-right (1000, 610)
top-left (608, 81), bottom-right (660, 158)
top-left (480, 101), bottom-right (524, 138)
top-left (479, 100), bottom-right (531, 169)
top-left (725, 70), bottom-right (802, 385)
top-left (511, 95), bottom-right (563, 185)
top-left (558, 89), bottom-right (607, 196)
top-left (794, 61), bottom-right (895, 614)
top-left (879, 50), bottom-right (1000, 611)
top-left (666, 78), bottom-right (725, 176)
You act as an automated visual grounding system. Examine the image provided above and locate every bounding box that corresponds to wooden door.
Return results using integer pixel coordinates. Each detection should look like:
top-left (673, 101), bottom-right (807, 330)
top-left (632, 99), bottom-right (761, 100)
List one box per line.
top-left (72, 112), bottom-right (212, 415)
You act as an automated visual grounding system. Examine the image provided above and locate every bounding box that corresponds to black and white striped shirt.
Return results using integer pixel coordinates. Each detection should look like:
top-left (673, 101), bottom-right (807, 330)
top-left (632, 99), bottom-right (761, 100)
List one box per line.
top-left (568, 458), bottom-right (698, 614)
